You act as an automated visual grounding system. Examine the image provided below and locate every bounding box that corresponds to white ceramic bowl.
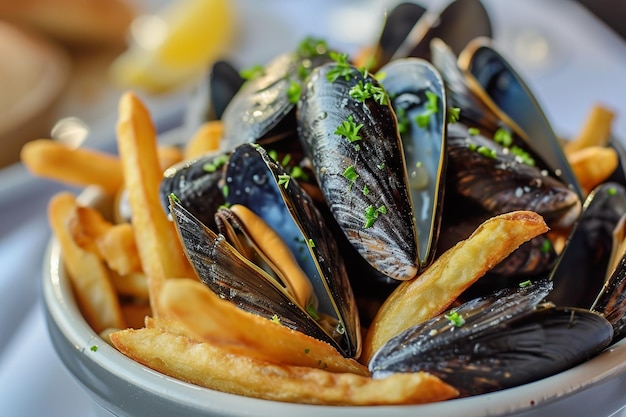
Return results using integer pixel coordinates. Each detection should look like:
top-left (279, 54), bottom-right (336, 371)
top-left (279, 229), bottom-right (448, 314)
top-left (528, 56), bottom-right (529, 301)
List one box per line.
top-left (43, 224), bottom-right (626, 417)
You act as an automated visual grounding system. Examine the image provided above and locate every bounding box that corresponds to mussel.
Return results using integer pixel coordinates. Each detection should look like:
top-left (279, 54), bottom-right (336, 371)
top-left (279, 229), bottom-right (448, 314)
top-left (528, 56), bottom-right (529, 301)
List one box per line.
top-left (369, 279), bottom-right (614, 397)
top-left (169, 143), bottom-right (361, 358)
top-left (297, 59), bottom-right (447, 280)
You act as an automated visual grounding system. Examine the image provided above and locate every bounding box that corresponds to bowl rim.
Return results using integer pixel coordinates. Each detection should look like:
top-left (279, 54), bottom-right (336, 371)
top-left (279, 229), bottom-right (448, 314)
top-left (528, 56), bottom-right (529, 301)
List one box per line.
top-left (43, 235), bottom-right (626, 417)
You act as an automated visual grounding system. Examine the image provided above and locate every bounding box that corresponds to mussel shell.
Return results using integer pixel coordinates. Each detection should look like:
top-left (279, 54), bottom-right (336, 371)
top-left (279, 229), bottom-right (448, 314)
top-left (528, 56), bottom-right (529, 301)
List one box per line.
top-left (550, 183), bottom-right (626, 309)
top-left (390, 0), bottom-right (492, 63)
top-left (378, 58), bottom-right (447, 269)
top-left (592, 251), bottom-right (626, 343)
top-left (370, 280), bottom-right (613, 397)
top-left (160, 152), bottom-right (227, 231)
top-left (184, 60), bottom-right (244, 132)
top-left (222, 143), bottom-right (361, 357)
top-left (458, 37), bottom-right (583, 197)
top-left (220, 50), bottom-right (332, 151)
top-left (370, 2), bottom-right (427, 69)
top-left (297, 63), bottom-right (419, 280)
top-left (446, 123), bottom-right (581, 229)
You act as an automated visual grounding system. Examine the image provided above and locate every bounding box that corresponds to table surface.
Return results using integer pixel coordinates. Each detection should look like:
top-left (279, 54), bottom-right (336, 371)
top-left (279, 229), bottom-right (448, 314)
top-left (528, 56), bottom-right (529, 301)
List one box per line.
top-left (1, 1), bottom-right (626, 416)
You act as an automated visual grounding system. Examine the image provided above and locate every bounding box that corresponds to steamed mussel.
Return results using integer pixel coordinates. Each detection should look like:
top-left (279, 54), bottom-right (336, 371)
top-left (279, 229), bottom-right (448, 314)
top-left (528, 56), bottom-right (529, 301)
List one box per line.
top-left (157, 0), bottom-right (626, 400)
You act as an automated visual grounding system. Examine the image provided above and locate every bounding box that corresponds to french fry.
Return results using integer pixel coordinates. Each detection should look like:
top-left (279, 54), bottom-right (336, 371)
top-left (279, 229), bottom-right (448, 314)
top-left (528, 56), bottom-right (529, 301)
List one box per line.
top-left (21, 139), bottom-right (124, 194)
top-left (116, 92), bottom-right (196, 316)
top-left (184, 120), bottom-right (223, 160)
top-left (157, 145), bottom-right (184, 170)
top-left (564, 104), bottom-right (615, 154)
top-left (361, 211), bottom-right (548, 364)
top-left (110, 327), bottom-right (458, 405)
top-left (48, 192), bottom-right (125, 333)
top-left (567, 145), bottom-right (618, 194)
top-left (109, 270), bottom-right (149, 299)
top-left (159, 278), bottom-right (368, 375)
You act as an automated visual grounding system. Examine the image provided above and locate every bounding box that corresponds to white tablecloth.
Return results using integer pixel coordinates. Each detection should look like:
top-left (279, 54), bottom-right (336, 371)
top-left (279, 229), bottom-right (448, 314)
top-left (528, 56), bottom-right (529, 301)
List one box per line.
top-left (1, 1), bottom-right (625, 415)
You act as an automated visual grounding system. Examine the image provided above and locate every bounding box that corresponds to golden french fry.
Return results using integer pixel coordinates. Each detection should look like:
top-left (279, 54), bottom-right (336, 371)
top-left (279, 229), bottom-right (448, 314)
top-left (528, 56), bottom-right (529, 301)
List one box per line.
top-left (110, 270), bottom-right (149, 299)
top-left (48, 192), bottom-right (125, 333)
top-left (184, 120), bottom-right (223, 160)
top-left (160, 278), bottom-right (368, 375)
top-left (567, 146), bottom-right (618, 194)
top-left (361, 211), bottom-right (548, 364)
top-left (116, 92), bottom-right (196, 316)
top-left (564, 104), bottom-right (615, 154)
top-left (110, 327), bottom-right (458, 405)
top-left (21, 139), bottom-right (124, 194)
top-left (157, 145), bottom-right (184, 170)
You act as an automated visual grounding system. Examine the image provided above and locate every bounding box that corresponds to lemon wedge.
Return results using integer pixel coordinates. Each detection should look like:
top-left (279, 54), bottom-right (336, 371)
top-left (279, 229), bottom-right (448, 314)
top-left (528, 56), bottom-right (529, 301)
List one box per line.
top-left (110, 0), bottom-right (235, 93)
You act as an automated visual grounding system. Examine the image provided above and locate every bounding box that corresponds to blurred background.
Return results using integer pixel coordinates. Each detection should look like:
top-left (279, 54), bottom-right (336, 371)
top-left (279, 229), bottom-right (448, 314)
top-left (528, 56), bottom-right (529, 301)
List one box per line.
top-left (0, 1), bottom-right (625, 416)
top-left (0, 0), bottom-right (624, 168)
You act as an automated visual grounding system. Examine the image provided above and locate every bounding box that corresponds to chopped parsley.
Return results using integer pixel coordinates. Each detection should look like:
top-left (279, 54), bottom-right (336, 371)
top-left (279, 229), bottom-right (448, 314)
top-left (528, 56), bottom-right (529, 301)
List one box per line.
top-left (287, 80), bottom-right (301, 103)
top-left (326, 52), bottom-right (352, 82)
top-left (169, 193), bottom-right (181, 204)
top-left (90, 345), bottom-right (98, 352)
top-left (348, 81), bottom-right (388, 105)
top-left (364, 204), bottom-right (387, 228)
top-left (289, 165), bottom-right (309, 181)
top-left (510, 146), bottom-right (535, 166)
top-left (415, 91), bottom-right (440, 128)
top-left (277, 174), bottom-right (291, 188)
top-left (494, 128), bottom-right (513, 147)
top-left (447, 107), bottom-right (461, 124)
top-left (468, 127), bottom-right (480, 136)
top-left (335, 115), bottom-right (363, 143)
top-left (519, 279), bottom-right (533, 288)
top-left (444, 310), bottom-right (465, 327)
top-left (221, 184), bottom-right (229, 198)
top-left (203, 154), bottom-right (229, 173)
top-left (271, 314), bottom-right (281, 324)
top-left (304, 348), bottom-right (311, 354)
top-left (342, 165), bottom-right (359, 190)
top-left (608, 186), bottom-right (618, 196)
top-left (308, 238), bottom-right (315, 248)
top-left (540, 239), bottom-right (552, 254)
top-left (239, 64), bottom-right (265, 80)
top-left (297, 36), bottom-right (328, 58)
top-left (477, 145), bottom-right (497, 159)
top-left (362, 184), bottom-right (370, 195)
top-left (396, 107), bottom-right (410, 134)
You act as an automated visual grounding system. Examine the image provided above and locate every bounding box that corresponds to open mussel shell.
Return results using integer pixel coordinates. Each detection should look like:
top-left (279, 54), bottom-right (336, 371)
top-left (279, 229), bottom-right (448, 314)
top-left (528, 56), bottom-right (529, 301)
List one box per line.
top-left (593, 251), bottom-right (626, 343)
top-left (458, 37), bottom-right (583, 197)
top-left (297, 63), bottom-right (421, 280)
top-left (160, 152), bottom-right (228, 231)
top-left (446, 122), bottom-right (581, 229)
top-left (369, 280), bottom-right (614, 397)
top-left (225, 143), bottom-right (361, 357)
top-left (377, 58), bottom-right (447, 268)
top-left (550, 183), bottom-right (626, 309)
top-left (387, 0), bottom-right (492, 64)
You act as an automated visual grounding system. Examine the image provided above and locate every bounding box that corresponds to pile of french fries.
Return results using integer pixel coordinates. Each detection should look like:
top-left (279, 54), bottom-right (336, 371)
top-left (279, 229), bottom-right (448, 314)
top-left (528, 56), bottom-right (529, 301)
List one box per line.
top-left (21, 91), bottom-right (618, 405)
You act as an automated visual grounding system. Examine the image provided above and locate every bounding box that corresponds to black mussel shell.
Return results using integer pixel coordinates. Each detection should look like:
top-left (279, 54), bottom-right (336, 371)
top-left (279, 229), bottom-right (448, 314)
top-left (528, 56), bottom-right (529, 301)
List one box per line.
top-left (391, 0), bottom-right (492, 63)
top-left (446, 123), bottom-right (581, 229)
top-left (160, 152), bottom-right (228, 231)
top-left (458, 37), bottom-right (582, 197)
top-left (184, 60), bottom-right (244, 133)
top-left (370, 280), bottom-right (613, 397)
top-left (226, 143), bottom-right (362, 358)
top-left (220, 45), bottom-right (332, 151)
top-left (297, 62), bottom-right (419, 280)
top-left (593, 251), bottom-right (626, 343)
top-left (550, 183), bottom-right (626, 309)
top-left (378, 58), bottom-right (447, 269)
top-left (370, 2), bottom-right (427, 70)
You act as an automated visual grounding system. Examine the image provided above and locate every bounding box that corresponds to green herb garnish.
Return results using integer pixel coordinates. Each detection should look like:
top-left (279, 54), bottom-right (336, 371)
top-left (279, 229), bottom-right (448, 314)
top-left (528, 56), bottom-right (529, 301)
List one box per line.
top-left (169, 193), bottom-right (181, 204)
top-left (271, 314), bottom-right (281, 324)
top-left (287, 80), bottom-right (301, 103)
top-left (278, 174), bottom-right (291, 188)
top-left (364, 205), bottom-right (387, 228)
top-left (444, 310), bottom-right (465, 327)
top-left (494, 128), bottom-right (513, 147)
top-left (342, 165), bottom-right (359, 190)
top-left (90, 345), bottom-right (98, 352)
top-left (326, 51), bottom-right (352, 82)
top-left (239, 64), bottom-right (265, 80)
top-left (203, 154), bottom-right (229, 173)
top-left (519, 279), bottom-right (533, 288)
top-left (297, 36), bottom-right (328, 58)
top-left (221, 184), bottom-right (229, 198)
top-left (447, 107), bottom-right (461, 124)
top-left (477, 145), bottom-right (497, 159)
top-left (608, 187), bottom-right (618, 196)
top-left (335, 115), bottom-right (363, 143)
top-left (468, 127), bottom-right (480, 136)
top-left (362, 184), bottom-right (370, 195)
top-left (540, 239), bottom-right (552, 254)
top-left (308, 238), bottom-right (315, 248)
top-left (348, 81), bottom-right (388, 105)
top-left (510, 146), bottom-right (535, 166)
